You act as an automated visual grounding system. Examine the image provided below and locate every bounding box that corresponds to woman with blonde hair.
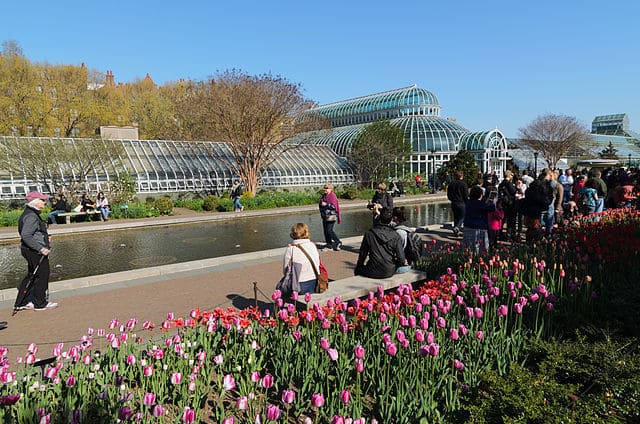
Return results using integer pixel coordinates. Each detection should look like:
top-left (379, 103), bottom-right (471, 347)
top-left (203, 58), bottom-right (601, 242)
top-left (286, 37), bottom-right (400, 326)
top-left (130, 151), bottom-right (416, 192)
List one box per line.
top-left (281, 223), bottom-right (321, 295)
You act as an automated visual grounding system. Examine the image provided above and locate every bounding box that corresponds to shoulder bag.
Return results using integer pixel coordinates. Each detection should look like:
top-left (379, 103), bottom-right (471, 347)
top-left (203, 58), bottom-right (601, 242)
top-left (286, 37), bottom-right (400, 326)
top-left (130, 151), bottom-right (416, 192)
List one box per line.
top-left (296, 244), bottom-right (329, 293)
top-left (276, 247), bottom-right (299, 296)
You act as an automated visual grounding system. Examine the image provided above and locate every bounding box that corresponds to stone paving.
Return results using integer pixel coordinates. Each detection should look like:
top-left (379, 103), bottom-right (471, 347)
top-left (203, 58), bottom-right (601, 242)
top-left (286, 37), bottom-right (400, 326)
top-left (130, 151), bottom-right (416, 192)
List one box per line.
top-left (0, 193), bottom-right (454, 351)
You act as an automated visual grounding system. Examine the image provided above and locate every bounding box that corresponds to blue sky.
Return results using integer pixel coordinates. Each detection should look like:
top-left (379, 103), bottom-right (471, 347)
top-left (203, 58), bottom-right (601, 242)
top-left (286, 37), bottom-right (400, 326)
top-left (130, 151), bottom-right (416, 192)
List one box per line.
top-left (3, 0), bottom-right (638, 137)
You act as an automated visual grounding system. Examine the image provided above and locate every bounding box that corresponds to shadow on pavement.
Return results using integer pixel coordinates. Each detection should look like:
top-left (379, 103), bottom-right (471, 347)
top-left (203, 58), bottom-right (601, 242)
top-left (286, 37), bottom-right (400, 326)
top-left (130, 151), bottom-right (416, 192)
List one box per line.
top-left (227, 294), bottom-right (273, 312)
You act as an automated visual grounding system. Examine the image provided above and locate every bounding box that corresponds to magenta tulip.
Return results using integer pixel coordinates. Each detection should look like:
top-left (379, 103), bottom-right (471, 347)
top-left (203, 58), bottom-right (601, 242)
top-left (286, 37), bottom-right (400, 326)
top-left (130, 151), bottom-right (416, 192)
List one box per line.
top-left (237, 396), bottom-right (249, 410)
top-left (152, 404), bottom-right (165, 417)
top-left (266, 404), bottom-right (281, 420)
top-left (282, 389), bottom-right (295, 404)
top-left (354, 345), bottom-right (365, 359)
top-left (340, 390), bottom-right (351, 403)
top-left (311, 393), bottom-right (325, 407)
top-left (182, 407), bottom-right (196, 423)
top-left (222, 374), bottom-right (236, 391)
top-left (143, 392), bottom-right (156, 406)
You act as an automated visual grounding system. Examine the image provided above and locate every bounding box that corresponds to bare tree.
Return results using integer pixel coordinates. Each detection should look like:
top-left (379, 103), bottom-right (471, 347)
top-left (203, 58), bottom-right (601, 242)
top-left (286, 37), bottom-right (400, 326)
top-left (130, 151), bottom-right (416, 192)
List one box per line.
top-left (518, 114), bottom-right (590, 170)
top-left (200, 70), bottom-right (324, 195)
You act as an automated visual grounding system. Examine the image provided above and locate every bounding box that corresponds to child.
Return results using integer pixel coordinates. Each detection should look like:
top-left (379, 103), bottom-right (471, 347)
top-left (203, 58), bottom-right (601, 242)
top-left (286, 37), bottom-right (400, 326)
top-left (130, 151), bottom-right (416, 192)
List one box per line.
top-left (487, 200), bottom-right (505, 251)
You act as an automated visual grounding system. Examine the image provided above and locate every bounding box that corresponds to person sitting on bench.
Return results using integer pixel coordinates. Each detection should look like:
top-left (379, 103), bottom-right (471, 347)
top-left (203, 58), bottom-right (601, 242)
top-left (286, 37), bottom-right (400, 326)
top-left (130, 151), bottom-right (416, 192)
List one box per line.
top-left (48, 194), bottom-right (69, 225)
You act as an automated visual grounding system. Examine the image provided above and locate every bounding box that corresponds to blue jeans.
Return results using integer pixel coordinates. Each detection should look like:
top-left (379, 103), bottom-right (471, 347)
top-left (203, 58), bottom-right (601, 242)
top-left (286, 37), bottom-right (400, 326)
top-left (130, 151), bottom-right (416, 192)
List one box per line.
top-left (542, 203), bottom-right (554, 235)
top-left (396, 265), bottom-right (412, 274)
top-left (99, 207), bottom-right (110, 220)
top-left (48, 210), bottom-right (64, 224)
top-left (595, 198), bottom-right (604, 213)
top-left (233, 197), bottom-right (243, 211)
top-left (299, 279), bottom-right (316, 295)
top-left (462, 228), bottom-right (489, 254)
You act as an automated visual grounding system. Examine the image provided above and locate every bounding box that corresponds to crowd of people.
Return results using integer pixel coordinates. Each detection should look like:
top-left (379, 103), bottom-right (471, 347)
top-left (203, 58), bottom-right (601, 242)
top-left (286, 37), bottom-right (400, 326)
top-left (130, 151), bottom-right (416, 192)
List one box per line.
top-left (447, 166), bottom-right (639, 248)
top-left (46, 192), bottom-right (110, 224)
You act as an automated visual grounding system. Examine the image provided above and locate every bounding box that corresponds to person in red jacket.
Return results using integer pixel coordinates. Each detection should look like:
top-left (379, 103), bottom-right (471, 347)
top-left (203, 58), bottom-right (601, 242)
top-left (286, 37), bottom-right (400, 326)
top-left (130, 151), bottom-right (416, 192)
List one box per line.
top-left (319, 183), bottom-right (342, 251)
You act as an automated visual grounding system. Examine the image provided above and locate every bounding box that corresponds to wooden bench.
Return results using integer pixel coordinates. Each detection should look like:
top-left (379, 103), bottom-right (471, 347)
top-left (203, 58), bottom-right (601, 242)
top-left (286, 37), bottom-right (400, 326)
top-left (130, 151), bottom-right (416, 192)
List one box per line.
top-left (307, 269), bottom-right (426, 306)
top-left (57, 210), bottom-right (104, 224)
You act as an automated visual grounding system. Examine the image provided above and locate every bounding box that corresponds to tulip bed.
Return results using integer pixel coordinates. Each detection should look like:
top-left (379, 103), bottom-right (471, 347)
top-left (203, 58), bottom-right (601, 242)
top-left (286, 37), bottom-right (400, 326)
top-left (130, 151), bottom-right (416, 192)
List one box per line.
top-left (1, 209), bottom-right (639, 423)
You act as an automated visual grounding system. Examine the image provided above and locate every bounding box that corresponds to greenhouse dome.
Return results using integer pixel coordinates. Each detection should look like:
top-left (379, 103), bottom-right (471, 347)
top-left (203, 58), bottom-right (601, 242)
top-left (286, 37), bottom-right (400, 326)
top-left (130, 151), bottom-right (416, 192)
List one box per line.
top-left (294, 85), bottom-right (509, 178)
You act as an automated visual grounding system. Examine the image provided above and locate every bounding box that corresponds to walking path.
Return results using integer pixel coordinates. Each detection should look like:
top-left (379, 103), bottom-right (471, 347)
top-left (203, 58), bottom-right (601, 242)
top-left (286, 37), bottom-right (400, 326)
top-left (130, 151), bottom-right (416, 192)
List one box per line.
top-left (0, 193), bottom-right (453, 352)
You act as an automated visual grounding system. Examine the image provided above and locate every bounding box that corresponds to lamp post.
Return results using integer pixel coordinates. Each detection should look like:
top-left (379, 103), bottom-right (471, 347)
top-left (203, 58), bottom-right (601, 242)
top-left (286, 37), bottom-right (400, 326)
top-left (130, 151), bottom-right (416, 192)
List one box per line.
top-left (533, 152), bottom-right (539, 177)
top-left (430, 149), bottom-right (437, 194)
top-left (629, 154), bottom-right (632, 168)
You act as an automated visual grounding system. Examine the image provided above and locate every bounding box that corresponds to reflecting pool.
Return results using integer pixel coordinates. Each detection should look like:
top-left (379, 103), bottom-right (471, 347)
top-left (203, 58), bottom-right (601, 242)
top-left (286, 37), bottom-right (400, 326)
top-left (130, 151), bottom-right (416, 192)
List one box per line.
top-left (0, 202), bottom-right (451, 290)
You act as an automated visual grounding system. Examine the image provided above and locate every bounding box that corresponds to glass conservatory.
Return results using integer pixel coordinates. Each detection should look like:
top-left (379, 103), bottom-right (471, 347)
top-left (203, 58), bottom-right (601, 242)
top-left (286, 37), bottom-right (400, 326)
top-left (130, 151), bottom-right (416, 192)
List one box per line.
top-left (0, 137), bottom-right (355, 199)
top-left (295, 85), bottom-right (509, 179)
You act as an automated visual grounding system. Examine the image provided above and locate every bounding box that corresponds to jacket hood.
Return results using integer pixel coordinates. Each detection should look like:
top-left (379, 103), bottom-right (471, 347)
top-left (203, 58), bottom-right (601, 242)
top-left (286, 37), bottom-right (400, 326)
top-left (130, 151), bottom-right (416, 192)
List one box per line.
top-left (371, 224), bottom-right (400, 245)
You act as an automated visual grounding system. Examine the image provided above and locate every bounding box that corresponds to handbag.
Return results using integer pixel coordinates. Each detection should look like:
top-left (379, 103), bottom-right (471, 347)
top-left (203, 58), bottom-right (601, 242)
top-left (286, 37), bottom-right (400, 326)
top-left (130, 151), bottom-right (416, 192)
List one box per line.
top-left (276, 249), bottom-right (296, 296)
top-left (321, 201), bottom-right (338, 222)
top-left (296, 245), bottom-right (329, 293)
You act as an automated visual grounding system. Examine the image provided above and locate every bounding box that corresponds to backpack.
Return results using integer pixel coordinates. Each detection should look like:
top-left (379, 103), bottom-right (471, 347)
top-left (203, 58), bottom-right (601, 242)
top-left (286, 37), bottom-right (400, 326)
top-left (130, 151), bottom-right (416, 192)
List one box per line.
top-left (398, 227), bottom-right (426, 264)
top-left (498, 184), bottom-right (514, 208)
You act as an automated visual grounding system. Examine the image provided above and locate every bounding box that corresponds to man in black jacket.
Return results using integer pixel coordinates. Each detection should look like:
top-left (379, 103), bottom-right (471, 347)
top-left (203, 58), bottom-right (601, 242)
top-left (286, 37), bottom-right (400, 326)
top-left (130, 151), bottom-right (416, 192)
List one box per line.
top-left (355, 208), bottom-right (407, 279)
top-left (498, 171), bottom-right (517, 240)
top-left (521, 169), bottom-right (554, 243)
top-left (47, 193), bottom-right (68, 225)
top-left (447, 171), bottom-right (468, 236)
top-left (17, 192), bottom-right (58, 311)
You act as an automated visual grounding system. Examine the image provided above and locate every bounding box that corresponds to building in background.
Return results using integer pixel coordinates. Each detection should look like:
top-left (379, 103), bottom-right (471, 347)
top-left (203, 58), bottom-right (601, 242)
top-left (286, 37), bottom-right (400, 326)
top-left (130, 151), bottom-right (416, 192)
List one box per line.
top-left (292, 85), bottom-right (510, 180)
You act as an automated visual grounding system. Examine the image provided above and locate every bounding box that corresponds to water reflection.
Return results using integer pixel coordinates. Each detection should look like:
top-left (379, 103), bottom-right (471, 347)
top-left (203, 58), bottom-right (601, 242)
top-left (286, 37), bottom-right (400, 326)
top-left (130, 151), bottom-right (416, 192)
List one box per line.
top-left (0, 202), bottom-right (450, 290)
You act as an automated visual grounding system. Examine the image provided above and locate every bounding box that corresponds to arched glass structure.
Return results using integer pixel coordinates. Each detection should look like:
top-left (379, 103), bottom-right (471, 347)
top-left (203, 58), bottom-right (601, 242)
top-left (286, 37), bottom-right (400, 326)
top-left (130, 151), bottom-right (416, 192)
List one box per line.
top-left (0, 137), bottom-right (355, 199)
top-left (295, 85), bottom-right (509, 178)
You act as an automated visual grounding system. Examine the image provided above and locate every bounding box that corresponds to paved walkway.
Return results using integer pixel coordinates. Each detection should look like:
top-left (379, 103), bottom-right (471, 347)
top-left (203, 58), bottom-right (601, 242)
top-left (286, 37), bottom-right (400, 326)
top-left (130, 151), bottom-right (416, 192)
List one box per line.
top-left (0, 193), bottom-right (453, 351)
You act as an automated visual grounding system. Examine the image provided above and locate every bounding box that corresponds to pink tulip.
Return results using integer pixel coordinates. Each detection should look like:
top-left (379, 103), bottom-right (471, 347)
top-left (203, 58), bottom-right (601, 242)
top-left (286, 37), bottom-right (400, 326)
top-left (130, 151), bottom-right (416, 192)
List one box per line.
top-left (143, 365), bottom-right (154, 377)
top-left (126, 354), bottom-right (136, 365)
top-left (267, 404), bottom-right (281, 420)
top-left (355, 359), bottom-right (364, 373)
top-left (320, 337), bottom-right (330, 350)
top-left (250, 371), bottom-right (260, 382)
top-left (546, 303), bottom-right (554, 312)
top-left (497, 305), bottom-right (508, 317)
top-left (354, 345), bottom-right (365, 359)
top-left (39, 414), bottom-right (51, 424)
top-left (328, 348), bottom-right (339, 361)
top-left (44, 366), bottom-right (58, 379)
top-left (282, 389), bottom-right (295, 404)
top-left (182, 407), bottom-right (196, 423)
top-left (474, 307), bottom-right (483, 319)
top-left (449, 329), bottom-right (459, 340)
top-left (65, 375), bottom-right (76, 387)
top-left (152, 404), bottom-right (165, 417)
top-left (304, 292), bottom-right (311, 303)
top-left (476, 330), bottom-right (484, 340)
top-left (311, 393), bottom-right (325, 407)
top-left (426, 332), bottom-right (435, 344)
top-left (514, 303), bottom-right (523, 314)
top-left (340, 390), bottom-right (351, 403)
top-left (143, 392), bottom-right (156, 406)
top-left (428, 343), bottom-right (440, 356)
top-left (214, 354), bottom-right (224, 365)
top-left (385, 343), bottom-right (397, 356)
top-left (171, 372), bottom-right (183, 385)
top-left (222, 374), bottom-right (236, 391)
top-left (222, 418), bottom-right (235, 424)
top-left (454, 359), bottom-right (465, 370)
top-left (260, 374), bottom-right (274, 388)
top-left (237, 396), bottom-right (249, 410)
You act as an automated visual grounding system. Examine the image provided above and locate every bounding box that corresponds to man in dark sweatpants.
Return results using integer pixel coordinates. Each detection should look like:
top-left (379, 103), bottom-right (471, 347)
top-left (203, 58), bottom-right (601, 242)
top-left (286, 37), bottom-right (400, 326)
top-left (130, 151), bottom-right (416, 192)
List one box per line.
top-left (447, 171), bottom-right (468, 236)
top-left (16, 191), bottom-right (58, 311)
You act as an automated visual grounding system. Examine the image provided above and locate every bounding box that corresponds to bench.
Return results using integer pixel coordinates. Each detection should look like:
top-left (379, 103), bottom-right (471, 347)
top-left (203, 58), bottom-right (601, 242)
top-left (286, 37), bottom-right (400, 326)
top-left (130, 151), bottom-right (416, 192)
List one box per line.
top-left (57, 210), bottom-right (104, 224)
top-left (307, 269), bottom-right (426, 306)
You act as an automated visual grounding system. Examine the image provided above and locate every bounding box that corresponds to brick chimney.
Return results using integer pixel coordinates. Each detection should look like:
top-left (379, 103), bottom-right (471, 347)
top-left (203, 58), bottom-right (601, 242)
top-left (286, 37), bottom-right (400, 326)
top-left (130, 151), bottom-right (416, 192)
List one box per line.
top-left (106, 70), bottom-right (115, 86)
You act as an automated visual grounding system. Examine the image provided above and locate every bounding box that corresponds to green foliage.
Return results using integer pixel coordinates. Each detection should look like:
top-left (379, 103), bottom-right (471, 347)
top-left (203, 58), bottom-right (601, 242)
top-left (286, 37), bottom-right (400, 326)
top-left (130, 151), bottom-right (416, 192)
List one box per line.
top-left (336, 185), bottom-right (359, 200)
top-left (144, 196), bottom-right (155, 204)
top-left (0, 209), bottom-right (22, 227)
top-left (599, 141), bottom-right (619, 159)
top-left (153, 197), bottom-right (173, 215)
top-left (174, 198), bottom-right (203, 211)
top-left (202, 195), bottom-right (219, 212)
top-left (348, 120), bottom-right (411, 187)
top-left (438, 149), bottom-right (480, 187)
top-left (125, 203), bottom-right (159, 218)
top-left (461, 334), bottom-right (640, 423)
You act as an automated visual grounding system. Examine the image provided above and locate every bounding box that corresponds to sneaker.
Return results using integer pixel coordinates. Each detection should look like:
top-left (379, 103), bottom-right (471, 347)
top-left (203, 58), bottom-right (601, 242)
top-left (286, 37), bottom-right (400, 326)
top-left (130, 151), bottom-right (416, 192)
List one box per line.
top-left (452, 227), bottom-right (460, 237)
top-left (333, 242), bottom-right (343, 251)
top-left (16, 302), bottom-right (34, 311)
top-left (34, 302), bottom-right (58, 311)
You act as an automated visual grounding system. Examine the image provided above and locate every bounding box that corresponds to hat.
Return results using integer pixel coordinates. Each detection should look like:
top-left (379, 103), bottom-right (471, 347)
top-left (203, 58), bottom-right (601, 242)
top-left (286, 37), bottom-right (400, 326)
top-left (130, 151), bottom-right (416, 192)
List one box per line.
top-left (26, 191), bottom-right (50, 202)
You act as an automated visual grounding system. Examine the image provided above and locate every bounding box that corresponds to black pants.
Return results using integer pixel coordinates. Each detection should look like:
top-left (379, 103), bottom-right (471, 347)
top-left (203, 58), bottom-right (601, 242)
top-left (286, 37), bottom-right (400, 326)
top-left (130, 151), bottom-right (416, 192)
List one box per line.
top-left (18, 247), bottom-right (49, 308)
top-left (451, 202), bottom-right (465, 230)
top-left (322, 219), bottom-right (341, 247)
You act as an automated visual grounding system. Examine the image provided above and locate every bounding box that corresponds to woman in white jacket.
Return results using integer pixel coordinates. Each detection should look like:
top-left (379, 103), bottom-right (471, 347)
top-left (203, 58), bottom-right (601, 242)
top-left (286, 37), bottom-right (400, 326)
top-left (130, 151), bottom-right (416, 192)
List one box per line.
top-left (282, 223), bottom-right (320, 295)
